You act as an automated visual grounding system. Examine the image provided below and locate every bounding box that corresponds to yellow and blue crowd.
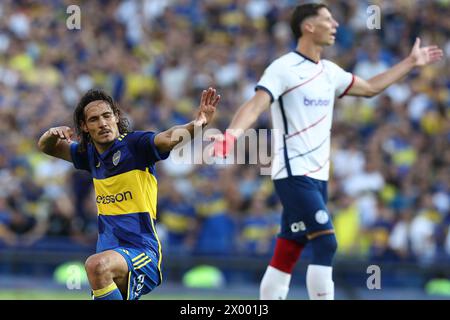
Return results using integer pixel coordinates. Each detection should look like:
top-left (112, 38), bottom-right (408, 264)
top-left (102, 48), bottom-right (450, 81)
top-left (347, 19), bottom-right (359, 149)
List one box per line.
top-left (0, 0), bottom-right (449, 267)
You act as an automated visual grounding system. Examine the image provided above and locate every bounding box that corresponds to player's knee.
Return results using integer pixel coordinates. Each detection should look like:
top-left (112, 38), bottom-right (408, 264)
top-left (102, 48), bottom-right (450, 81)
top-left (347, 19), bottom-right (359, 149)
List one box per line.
top-left (309, 233), bottom-right (337, 266)
top-left (85, 255), bottom-right (111, 278)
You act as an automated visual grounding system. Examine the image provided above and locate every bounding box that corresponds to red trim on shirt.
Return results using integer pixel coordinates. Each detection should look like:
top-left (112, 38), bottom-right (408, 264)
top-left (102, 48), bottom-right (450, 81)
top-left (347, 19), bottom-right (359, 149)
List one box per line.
top-left (338, 74), bottom-right (355, 99)
top-left (304, 158), bottom-right (330, 176)
top-left (286, 114), bottom-right (327, 140)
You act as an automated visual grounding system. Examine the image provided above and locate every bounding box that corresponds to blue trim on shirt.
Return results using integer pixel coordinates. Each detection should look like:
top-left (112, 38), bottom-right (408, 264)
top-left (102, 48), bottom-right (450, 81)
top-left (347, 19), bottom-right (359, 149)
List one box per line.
top-left (278, 96), bottom-right (292, 177)
top-left (255, 85), bottom-right (274, 103)
top-left (150, 133), bottom-right (170, 161)
top-left (293, 51), bottom-right (319, 64)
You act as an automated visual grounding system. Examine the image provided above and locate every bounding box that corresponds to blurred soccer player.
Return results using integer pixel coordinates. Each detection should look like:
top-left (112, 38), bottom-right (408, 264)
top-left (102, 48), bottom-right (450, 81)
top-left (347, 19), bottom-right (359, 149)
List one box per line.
top-left (38, 88), bottom-right (220, 300)
top-left (213, 3), bottom-right (443, 300)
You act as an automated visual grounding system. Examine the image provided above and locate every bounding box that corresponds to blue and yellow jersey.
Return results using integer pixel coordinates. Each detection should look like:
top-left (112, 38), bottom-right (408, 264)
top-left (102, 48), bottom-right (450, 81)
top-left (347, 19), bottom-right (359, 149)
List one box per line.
top-left (70, 131), bottom-right (169, 256)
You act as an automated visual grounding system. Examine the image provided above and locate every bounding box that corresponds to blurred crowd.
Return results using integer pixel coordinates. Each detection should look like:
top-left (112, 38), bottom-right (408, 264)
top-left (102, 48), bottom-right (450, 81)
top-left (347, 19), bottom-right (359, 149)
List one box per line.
top-left (0, 0), bottom-right (449, 266)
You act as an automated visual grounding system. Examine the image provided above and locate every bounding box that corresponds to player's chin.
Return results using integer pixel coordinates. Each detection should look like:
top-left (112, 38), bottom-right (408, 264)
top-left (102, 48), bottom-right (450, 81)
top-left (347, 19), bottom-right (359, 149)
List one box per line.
top-left (96, 134), bottom-right (115, 144)
top-left (323, 39), bottom-right (335, 46)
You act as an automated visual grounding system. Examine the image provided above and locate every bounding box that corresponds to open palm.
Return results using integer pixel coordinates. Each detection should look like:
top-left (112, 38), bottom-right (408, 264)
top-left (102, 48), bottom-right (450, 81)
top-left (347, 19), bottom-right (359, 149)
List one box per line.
top-left (194, 87), bottom-right (221, 127)
top-left (409, 37), bottom-right (444, 67)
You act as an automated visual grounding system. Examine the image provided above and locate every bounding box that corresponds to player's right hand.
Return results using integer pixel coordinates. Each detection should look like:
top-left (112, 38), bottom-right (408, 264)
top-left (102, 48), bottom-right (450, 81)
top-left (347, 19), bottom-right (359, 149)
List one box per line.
top-left (48, 126), bottom-right (74, 143)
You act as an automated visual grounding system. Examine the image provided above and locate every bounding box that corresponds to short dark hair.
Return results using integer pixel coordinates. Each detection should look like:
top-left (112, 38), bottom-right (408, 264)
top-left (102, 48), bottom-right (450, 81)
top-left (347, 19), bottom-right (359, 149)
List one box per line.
top-left (290, 3), bottom-right (329, 39)
top-left (73, 89), bottom-right (129, 151)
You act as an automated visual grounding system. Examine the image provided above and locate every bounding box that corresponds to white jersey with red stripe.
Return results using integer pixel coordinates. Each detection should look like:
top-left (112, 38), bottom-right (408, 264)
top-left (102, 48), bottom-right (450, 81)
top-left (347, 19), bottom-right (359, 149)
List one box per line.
top-left (256, 51), bottom-right (354, 181)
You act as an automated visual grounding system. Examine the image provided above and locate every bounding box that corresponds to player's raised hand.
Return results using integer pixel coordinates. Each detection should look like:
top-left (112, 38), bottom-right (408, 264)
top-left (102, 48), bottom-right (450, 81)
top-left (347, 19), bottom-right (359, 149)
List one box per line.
top-left (194, 87), bottom-right (220, 127)
top-left (48, 126), bottom-right (74, 143)
top-left (409, 37), bottom-right (444, 67)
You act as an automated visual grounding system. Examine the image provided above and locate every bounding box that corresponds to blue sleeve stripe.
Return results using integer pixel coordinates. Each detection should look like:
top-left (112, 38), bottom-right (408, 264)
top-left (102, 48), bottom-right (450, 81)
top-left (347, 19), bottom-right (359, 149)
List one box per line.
top-left (255, 85), bottom-right (274, 103)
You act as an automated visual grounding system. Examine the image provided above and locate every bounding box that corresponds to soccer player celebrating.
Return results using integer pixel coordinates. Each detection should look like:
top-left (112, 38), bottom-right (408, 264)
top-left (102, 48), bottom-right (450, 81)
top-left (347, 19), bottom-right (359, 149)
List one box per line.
top-left (213, 3), bottom-right (443, 300)
top-left (38, 87), bottom-right (220, 300)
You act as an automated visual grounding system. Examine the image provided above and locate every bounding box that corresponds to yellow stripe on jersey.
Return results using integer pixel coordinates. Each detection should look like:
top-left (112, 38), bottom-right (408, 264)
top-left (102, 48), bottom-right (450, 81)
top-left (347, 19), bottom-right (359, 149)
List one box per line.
top-left (126, 271), bottom-right (131, 300)
top-left (149, 213), bottom-right (163, 283)
top-left (131, 253), bottom-right (146, 262)
top-left (133, 256), bottom-right (150, 267)
top-left (135, 259), bottom-right (151, 270)
top-left (93, 169), bottom-right (158, 219)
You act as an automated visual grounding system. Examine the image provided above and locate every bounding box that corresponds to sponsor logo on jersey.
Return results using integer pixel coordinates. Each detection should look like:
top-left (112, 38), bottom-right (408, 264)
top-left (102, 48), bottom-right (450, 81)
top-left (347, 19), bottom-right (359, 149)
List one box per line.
top-left (315, 210), bottom-right (329, 224)
top-left (304, 97), bottom-right (330, 107)
top-left (96, 191), bottom-right (133, 204)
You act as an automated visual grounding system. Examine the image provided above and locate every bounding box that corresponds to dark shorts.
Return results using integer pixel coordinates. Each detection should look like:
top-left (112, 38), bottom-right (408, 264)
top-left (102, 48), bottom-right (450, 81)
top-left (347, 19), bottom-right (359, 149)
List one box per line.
top-left (273, 175), bottom-right (334, 245)
top-left (114, 247), bottom-right (161, 300)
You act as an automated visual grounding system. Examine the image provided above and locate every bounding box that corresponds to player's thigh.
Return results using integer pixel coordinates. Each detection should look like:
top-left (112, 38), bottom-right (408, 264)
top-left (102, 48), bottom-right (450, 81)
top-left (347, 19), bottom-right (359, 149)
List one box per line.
top-left (274, 177), bottom-right (333, 241)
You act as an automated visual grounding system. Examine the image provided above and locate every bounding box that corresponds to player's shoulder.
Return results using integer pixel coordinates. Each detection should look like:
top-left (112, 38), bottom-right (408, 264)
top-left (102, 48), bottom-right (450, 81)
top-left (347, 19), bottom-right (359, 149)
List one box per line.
top-left (321, 59), bottom-right (336, 67)
top-left (270, 51), bottom-right (299, 67)
top-left (120, 131), bottom-right (156, 143)
top-left (264, 52), bottom-right (300, 75)
top-left (119, 131), bottom-right (160, 154)
top-left (71, 141), bottom-right (93, 156)
top-left (321, 59), bottom-right (346, 71)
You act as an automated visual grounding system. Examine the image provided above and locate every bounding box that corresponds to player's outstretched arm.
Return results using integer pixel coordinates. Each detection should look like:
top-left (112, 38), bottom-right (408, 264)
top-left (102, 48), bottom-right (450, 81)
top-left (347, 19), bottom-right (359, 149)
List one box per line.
top-left (347, 37), bottom-right (443, 98)
top-left (154, 87), bottom-right (220, 153)
top-left (37, 126), bottom-right (74, 162)
top-left (213, 89), bottom-right (271, 158)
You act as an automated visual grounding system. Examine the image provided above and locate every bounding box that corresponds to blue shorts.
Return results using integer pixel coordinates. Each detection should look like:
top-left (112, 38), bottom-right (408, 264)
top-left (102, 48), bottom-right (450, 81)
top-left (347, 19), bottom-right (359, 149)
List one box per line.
top-left (273, 176), bottom-right (333, 244)
top-left (114, 247), bottom-right (161, 300)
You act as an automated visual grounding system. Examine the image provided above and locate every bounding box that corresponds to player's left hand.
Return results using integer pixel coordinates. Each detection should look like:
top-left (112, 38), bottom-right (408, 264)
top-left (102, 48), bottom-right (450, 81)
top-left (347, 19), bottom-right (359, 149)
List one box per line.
top-left (409, 37), bottom-right (444, 67)
top-left (194, 87), bottom-right (221, 127)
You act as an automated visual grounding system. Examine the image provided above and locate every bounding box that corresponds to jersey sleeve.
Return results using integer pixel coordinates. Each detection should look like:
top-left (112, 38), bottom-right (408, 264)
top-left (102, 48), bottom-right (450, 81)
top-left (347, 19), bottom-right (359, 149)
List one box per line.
top-left (255, 61), bottom-right (285, 103)
top-left (327, 61), bottom-right (355, 98)
top-left (132, 131), bottom-right (170, 163)
top-left (70, 142), bottom-right (91, 172)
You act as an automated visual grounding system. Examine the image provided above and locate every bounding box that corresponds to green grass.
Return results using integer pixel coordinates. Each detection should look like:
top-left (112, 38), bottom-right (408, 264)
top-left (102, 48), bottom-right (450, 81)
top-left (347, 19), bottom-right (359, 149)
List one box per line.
top-left (0, 290), bottom-right (87, 300)
top-left (0, 290), bottom-right (252, 300)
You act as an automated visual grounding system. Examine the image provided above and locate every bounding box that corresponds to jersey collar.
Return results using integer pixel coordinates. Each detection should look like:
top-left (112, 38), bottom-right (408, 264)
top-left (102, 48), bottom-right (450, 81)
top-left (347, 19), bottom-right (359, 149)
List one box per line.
top-left (294, 50), bottom-right (319, 64)
top-left (92, 138), bottom-right (119, 159)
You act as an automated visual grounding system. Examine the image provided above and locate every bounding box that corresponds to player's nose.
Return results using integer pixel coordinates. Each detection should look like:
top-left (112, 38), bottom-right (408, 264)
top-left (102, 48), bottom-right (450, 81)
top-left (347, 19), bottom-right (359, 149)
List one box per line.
top-left (98, 117), bottom-right (108, 127)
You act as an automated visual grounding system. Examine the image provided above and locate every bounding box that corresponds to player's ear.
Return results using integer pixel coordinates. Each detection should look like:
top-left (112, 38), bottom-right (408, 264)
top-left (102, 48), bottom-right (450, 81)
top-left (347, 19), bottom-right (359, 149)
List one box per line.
top-left (302, 19), bottom-right (315, 34)
top-left (81, 121), bottom-right (89, 133)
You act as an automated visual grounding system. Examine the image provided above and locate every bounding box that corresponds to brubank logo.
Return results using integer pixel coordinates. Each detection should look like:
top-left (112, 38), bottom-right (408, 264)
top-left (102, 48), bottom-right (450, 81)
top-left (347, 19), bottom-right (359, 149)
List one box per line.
top-left (304, 97), bottom-right (330, 107)
top-left (96, 191), bottom-right (133, 204)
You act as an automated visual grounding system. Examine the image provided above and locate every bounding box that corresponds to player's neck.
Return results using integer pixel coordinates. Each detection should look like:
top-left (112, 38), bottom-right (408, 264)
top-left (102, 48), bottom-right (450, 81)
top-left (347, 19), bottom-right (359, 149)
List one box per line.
top-left (93, 140), bottom-right (116, 154)
top-left (296, 38), bottom-right (322, 64)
